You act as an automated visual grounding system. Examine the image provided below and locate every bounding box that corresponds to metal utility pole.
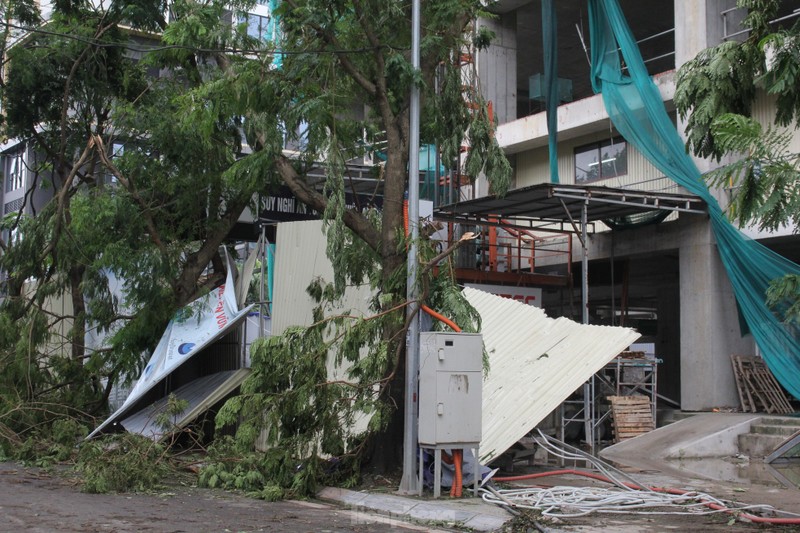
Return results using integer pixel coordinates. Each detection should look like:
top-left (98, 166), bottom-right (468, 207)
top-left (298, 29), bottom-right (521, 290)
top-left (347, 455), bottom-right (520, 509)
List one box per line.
top-left (399, 0), bottom-right (421, 495)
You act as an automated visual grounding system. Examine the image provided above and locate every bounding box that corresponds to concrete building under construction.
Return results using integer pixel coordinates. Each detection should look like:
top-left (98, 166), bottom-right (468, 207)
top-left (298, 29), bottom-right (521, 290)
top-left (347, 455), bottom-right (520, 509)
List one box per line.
top-left (427, 0), bottom-right (800, 413)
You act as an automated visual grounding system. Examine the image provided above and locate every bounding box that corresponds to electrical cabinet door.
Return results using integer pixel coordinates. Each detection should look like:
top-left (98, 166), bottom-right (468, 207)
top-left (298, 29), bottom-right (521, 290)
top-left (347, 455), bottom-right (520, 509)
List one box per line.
top-left (418, 332), bottom-right (482, 446)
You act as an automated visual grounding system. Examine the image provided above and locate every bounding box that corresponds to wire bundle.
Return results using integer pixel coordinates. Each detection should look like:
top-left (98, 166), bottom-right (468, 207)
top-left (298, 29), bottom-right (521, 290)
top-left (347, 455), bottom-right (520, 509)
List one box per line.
top-left (478, 430), bottom-right (800, 524)
top-left (481, 485), bottom-right (778, 519)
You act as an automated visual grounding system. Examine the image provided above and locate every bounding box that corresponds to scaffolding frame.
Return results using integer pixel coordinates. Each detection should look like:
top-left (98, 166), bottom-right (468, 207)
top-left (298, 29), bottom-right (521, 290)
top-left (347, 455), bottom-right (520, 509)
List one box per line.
top-left (560, 355), bottom-right (658, 457)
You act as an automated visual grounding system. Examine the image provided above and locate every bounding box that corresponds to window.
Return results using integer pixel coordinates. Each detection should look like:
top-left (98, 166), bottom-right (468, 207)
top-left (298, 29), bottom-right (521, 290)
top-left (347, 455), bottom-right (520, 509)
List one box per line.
top-left (240, 13), bottom-right (271, 41)
top-left (5, 150), bottom-right (25, 193)
top-left (103, 142), bottom-right (124, 184)
top-left (574, 137), bottom-right (628, 184)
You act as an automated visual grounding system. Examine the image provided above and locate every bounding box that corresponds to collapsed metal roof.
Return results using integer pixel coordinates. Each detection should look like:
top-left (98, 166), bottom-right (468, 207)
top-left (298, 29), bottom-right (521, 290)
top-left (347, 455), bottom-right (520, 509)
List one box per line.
top-left (120, 369), bottom-right (250, 441)
top-left (464, 286), bottom-right (641, 462)
top-left (435, 183), bottom-right (706, 233)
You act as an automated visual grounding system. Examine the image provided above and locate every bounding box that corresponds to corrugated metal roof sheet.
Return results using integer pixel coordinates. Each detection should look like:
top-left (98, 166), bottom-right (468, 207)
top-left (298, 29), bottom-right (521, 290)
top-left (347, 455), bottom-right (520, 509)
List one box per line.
top-left (121, 369), bottom-right (250, 441)
top-left (463, 287), bottom-right (641, 462)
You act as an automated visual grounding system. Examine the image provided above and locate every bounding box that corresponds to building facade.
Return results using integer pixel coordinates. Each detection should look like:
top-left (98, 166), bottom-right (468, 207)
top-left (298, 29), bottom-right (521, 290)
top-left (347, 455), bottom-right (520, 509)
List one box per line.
top-left (472, 0), bottom-right (800, 411)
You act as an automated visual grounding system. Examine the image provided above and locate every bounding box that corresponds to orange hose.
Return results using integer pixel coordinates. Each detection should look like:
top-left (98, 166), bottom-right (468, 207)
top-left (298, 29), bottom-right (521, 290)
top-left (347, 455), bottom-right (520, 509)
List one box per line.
top-left (450, 449), bottom-right (463, 497)
top-left (421, 304), bottom-right (462, 332)
top-left (492, 469), bottom-right (800, 525)
top-left (404, 199), bottom-right (463, 333)
top-left (403, 199), bottom-right (410, 251)
top-left (403, 197), bottom-right (409, 232)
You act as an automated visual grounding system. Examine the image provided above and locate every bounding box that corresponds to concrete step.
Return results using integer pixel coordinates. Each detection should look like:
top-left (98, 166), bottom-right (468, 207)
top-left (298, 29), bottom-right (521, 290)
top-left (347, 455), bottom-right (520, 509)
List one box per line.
top-left (737, 432), bottom-right (788, 459)
top-left (757, 416), bottom-right (800, 427)
top-left (749, 423), bottom-right (800, 437)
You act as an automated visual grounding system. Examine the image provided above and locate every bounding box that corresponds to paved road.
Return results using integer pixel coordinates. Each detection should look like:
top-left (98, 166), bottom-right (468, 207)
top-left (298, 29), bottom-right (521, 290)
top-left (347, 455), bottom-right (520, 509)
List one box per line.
top-left (0, 463), bottom-right (440, 533)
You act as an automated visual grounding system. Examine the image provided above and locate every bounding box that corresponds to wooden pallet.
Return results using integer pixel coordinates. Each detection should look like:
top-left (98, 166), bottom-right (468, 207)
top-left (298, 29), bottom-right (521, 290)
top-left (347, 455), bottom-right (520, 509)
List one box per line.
top-left (607, 395), bottom-right (655, 443)
top-left (731, 355), bottom-right (794, 414)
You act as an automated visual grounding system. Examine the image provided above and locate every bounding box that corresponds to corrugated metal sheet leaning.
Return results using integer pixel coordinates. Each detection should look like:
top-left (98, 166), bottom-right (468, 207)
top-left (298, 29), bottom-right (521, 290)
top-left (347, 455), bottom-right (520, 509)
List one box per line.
top-left (463, 286), bottom-right (640, 462)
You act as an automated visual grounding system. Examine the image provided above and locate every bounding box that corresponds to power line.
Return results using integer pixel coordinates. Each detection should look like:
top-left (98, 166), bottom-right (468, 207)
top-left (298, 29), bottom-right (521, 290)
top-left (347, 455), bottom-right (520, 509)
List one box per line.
top-left (6, 21), bottom-right (407, 57)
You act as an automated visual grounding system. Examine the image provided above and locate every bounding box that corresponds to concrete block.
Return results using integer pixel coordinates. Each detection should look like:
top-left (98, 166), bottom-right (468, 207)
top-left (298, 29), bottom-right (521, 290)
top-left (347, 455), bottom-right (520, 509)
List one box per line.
top-left (737, 433), bottom-right (787, 459)
top-left (317, 487), bottom-right (369, 506)
top-left (759, 417), bottom-right (800, 428)
top-left (750, 424), bottom-right (800, 437)
top-left (358, 493), bottom-right (419, 516)
top-left (405, 502), bottom-right (476, 523)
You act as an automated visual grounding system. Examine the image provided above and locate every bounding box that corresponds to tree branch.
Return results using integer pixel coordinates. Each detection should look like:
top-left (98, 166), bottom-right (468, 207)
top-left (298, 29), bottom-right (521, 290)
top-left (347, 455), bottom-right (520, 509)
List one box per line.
top-left (274, 155), bottom-right (382, 253)
top-left (92, 134), bottom-right (168, 254)
top-left (283, 0), bottom-right (377, 96)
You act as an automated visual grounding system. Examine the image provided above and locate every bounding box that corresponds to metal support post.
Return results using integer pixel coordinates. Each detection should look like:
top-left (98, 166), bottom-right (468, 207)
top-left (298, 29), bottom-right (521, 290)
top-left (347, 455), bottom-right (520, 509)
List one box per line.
top-left (581, 201), bottom-right (588, 325)
top-left (259, 224), bottom-right (266, 338)
top-left (399, 0), bottom-right (421, 495)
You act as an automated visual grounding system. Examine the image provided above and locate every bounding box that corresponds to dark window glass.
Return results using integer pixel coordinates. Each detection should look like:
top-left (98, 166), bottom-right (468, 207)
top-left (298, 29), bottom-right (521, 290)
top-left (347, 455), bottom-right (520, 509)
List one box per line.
top-left (574, 137), bottom-right (627, 183)
top-left (239, 13), bottom-right (270, 41)
top-left (5, 150), bottom-right (24, 193)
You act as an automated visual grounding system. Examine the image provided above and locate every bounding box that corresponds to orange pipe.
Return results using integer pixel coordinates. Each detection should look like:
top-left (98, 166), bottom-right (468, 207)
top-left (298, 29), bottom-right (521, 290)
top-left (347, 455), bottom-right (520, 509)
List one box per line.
top-left (404, 199), bottom-right (462, 333)
top-left (421, 305), bottom-right (461, 332)
top-left (403, 199), bottom-right (409, 250)
top-left (450, 449), bottom-right (463, 497)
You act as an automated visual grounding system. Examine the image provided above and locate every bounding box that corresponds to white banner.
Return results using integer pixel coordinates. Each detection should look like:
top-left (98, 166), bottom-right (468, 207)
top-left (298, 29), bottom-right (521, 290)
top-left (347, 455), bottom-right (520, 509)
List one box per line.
top-left (124, 268), bottom-right (242, 405)
top-left (88, 256), bottom-right (251, 439)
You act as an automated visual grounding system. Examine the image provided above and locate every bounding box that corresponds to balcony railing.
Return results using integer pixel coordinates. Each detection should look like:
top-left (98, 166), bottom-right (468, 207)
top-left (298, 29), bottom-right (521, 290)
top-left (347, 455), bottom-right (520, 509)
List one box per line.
top-left (722, 5), bottom-right (800, 41)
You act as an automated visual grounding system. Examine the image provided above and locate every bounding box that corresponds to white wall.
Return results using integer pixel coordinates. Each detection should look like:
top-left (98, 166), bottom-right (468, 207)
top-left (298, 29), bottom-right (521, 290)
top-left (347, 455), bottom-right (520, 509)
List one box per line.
top-left (272, 220), bottom-right (374, 388)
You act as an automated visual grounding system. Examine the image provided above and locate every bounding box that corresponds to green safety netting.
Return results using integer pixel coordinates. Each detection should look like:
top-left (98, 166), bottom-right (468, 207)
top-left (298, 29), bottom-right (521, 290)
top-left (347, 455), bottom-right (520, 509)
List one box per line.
top-left (586, 0), bottom-right (800, 399)
top-left (267, 0), bottom-right (282, 69)
top-left (542, 0), bottom-right (560, 183)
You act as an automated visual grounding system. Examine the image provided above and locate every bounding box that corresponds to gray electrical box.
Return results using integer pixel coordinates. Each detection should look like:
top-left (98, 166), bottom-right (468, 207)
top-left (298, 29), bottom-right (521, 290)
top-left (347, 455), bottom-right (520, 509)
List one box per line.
top-left (418, 332), bottom-right (483, 446)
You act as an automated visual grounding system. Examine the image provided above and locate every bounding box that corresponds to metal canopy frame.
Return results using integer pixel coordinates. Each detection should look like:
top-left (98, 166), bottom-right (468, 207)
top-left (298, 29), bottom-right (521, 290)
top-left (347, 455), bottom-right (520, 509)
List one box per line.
top-left (433, 183), bottom-right (707, 234)
top-left (436, 183), bottom-right (706, 458)
top-left (433, 183), bottom-right (707, 323)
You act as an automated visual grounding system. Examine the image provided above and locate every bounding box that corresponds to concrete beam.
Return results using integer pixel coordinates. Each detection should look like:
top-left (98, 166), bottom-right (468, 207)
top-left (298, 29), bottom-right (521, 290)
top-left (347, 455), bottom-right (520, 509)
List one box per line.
top-left (496, 73), bottom-right (676, 155)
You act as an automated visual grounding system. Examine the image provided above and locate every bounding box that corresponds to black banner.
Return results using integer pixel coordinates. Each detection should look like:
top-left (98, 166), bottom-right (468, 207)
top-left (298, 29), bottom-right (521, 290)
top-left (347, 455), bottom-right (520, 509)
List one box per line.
top-left (259, 186), bottom-right (382, 222)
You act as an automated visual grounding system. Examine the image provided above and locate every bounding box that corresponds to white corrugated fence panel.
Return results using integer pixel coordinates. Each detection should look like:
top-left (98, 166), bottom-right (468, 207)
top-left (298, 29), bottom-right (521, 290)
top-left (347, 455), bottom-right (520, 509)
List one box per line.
top-left (269, 220), bottom-right (374, 442)
top-left (463, 287), bottom-right (641, 462)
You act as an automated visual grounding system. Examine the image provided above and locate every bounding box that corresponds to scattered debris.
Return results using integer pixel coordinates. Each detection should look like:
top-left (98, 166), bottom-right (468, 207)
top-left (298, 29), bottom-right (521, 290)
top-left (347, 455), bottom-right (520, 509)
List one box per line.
top-left (730, 355), bottom-right (794, 414)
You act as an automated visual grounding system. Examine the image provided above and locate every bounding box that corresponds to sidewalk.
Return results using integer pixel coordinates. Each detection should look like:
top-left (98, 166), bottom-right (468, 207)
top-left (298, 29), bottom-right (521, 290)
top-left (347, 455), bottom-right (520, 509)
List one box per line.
top-left (318, 486), bottom-right (512, 532)
top-left (318, 459), bottom-right (800, 533)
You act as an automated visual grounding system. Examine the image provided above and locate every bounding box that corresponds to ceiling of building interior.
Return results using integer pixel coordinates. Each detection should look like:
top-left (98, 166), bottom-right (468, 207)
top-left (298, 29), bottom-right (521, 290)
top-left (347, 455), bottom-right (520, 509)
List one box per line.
top-left (505, 0), bottom-right (675, 119)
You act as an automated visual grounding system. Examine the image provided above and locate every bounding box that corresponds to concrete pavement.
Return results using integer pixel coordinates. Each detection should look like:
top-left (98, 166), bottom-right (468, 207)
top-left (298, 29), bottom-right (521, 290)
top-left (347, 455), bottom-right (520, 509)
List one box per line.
top-left (319, 415), bottom-right (800, 532)
top-left (317, 486), bottom-right (512, 532)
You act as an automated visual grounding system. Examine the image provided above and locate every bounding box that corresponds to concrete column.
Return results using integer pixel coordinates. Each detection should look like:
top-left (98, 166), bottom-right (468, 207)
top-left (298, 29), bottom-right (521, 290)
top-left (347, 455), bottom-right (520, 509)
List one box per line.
top-left (477, 13), bottom-right (517, 125)
top-left (674, 1), bottom-right (708, 67)
top-left (678, 218), bottom-right (753, 411)
top-left (674, 0), bottom-right (736, 66)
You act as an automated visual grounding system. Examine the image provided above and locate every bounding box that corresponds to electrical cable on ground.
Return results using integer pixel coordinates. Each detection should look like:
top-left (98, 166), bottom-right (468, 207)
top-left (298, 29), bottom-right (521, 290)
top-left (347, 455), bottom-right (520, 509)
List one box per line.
top-left (480, 430), bottom-right (800, 525)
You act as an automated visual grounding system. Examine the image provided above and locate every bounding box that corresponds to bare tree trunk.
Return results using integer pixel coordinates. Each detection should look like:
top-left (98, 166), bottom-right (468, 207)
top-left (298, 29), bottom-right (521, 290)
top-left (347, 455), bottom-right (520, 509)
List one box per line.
top-left (363, 114), bottom-right (410, 473)
top-left (68, 264), bottom-right (86, 364)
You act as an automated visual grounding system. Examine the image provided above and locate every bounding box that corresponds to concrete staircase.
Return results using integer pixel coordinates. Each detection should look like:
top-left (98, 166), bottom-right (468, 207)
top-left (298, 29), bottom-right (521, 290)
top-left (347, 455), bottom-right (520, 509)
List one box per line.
top-left (737, 416), bottom-right (800, 459)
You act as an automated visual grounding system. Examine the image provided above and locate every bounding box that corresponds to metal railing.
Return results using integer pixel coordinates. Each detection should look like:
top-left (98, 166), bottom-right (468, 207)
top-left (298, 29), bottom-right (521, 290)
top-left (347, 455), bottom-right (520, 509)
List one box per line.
top-left (451, 224), bottom-right (573, 277)
top-left (722, 6), bottom-right (800, 41)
